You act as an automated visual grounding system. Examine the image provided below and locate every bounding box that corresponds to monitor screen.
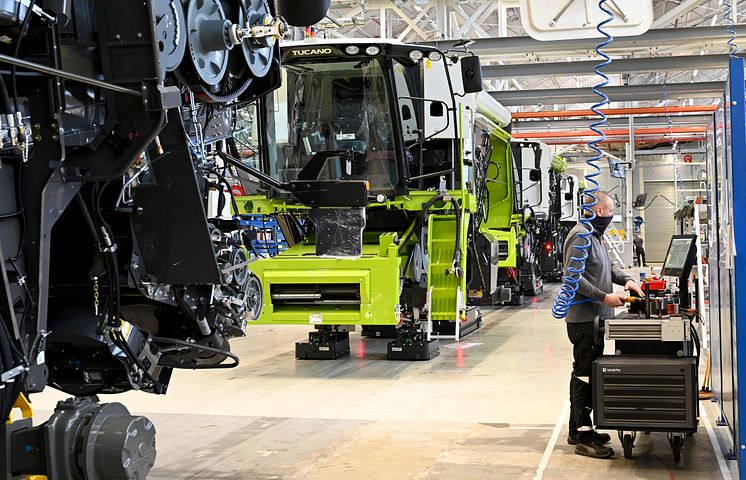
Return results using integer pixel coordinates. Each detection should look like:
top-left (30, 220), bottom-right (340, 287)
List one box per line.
top-left (633, 193), bottom-right (648, 208)
top-left (660, 235), bottom-right (697, 278)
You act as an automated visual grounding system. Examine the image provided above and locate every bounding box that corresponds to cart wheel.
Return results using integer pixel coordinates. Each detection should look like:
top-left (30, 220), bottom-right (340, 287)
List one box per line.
top-left (623, 434), bottom-right (634, 459)
top-left (672, 435), bottom-right (682, 463)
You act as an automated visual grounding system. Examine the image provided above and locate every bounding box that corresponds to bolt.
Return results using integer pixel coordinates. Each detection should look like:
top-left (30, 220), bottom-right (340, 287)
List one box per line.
top-left (51, 134), bottom-right (59, 141)
top-left (137, 32), bottom-right (143, 39)
top-left (115, 34), bottom-right (121, 40)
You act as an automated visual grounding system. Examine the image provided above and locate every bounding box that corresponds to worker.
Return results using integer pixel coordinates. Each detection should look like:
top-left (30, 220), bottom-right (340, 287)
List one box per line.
top-left (633, 234), bottom-right (647, 267)
top-left (563, 191), bottom-right (644, 458)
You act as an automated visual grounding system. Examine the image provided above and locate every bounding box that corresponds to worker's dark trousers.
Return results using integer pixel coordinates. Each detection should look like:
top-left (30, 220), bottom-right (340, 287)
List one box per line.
top-left (636, 248), bottom-right (646, 267)
top-left (567, 321), bottom-right (604, 434)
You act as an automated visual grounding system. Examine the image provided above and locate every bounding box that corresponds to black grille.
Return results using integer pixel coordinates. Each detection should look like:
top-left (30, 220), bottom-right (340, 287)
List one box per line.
top-left (497, 240), bottom-right (510, 261)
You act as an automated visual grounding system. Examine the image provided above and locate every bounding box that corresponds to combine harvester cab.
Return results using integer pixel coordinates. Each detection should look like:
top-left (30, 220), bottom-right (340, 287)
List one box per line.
top-left (235, 39), bottom-right (513, 357)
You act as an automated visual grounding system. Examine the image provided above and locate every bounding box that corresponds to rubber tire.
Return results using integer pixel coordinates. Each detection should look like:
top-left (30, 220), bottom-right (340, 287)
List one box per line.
top-left (622, 434), bottom-right (633, 459)
top-left (277, 0), bottom-right (330, 26)
top-left (672, 436), bottom-right (682, 463)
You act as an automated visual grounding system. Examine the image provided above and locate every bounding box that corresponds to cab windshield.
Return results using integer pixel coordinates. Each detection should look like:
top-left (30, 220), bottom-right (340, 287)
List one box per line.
top-left (264, 57), bottom-right (399, 195)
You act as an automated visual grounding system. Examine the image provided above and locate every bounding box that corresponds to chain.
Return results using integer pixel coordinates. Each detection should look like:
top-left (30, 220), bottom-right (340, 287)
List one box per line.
top-left (93, 276), bottom-right (100, 316)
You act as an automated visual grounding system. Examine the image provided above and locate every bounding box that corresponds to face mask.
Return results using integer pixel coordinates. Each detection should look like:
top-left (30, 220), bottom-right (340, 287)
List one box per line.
top-left (590, 215), bottom-right (613, 234)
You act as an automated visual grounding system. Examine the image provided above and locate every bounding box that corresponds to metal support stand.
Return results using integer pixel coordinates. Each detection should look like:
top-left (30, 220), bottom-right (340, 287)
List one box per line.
top-left (387, 322), bottom-right (440, 361)
top-left (295, 325), bottom-right (351, 360)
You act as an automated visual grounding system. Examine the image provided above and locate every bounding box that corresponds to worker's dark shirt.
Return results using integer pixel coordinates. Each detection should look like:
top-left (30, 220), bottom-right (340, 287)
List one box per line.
top-left (633, 237), bottom-right (643, 250)
top-left (562, 223), bottom-right (633, 323)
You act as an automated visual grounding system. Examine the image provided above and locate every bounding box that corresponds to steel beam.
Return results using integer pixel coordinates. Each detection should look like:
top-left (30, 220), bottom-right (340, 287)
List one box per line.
top-left (513, 114), bottom-right (713, 131)
top-left (652, 0), bottom-right (711, 28)
top-left (491, 82), bottom-right (725, 106)
top-left (483, 54), bottom-right (738, 78)
top-left (423, 26), bottom-right (746, 56)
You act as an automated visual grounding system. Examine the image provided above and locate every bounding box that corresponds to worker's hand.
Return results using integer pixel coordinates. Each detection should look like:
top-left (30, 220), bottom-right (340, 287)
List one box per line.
top-left (625, 280), bottom-right (645, 297)
top-left (603, 293), bottom-right (628, 308)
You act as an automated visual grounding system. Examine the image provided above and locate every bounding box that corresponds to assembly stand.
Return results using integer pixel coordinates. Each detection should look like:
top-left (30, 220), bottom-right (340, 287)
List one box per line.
top-left (295, 325), bottom-right (351, 360)
top-left (386, 322), bottom-right (440, 361)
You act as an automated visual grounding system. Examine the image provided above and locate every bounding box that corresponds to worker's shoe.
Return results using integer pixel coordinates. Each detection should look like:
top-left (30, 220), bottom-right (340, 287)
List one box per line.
top-left (567, 431), bottom-right (611, 445)
top-left (574, 432), bottom-right (615, 459)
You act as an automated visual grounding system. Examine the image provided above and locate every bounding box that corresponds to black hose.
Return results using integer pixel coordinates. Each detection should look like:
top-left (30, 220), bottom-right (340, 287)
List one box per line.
top-left (0, 74), bottom-right (12, 114)
top-left (248, 241), bottom-right (266, 259)
top-left (86, 184), bottom-right (161, 389)
top-left (151, 336), bottom-right (239, 369)
top-left (11, 0), bottom-right (36, 113)
top-left (207, 169), bottom-right (240, 216)
top-left (0, 209), bottom-right (22, 219)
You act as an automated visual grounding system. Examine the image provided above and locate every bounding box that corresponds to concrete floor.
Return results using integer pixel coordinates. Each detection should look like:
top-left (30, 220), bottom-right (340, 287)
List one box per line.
top-left (31, 284), bottom-right (735, 480)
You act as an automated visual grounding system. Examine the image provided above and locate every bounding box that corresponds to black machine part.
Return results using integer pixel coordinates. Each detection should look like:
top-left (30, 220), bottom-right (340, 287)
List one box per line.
top-left (308, 207), bottom-right (366, 257)
top-left (277, 0), bottom-right (331, 26)
top-left (6, 396), bottom-right (155, 480)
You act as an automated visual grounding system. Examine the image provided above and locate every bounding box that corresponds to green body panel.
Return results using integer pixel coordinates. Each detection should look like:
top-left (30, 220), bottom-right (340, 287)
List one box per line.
top-left (247, 236), bottom-right (403, 326)
top-left (482, 129), bottom-right (515, 231)
top-left (427, 213), bottom-right (469, 321)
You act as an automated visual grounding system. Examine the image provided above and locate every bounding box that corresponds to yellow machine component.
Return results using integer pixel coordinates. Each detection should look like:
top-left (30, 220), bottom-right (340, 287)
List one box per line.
top-left (6, 393), bottom-right (33, 424)
top-left (6, 395), bottom-right (47, 480)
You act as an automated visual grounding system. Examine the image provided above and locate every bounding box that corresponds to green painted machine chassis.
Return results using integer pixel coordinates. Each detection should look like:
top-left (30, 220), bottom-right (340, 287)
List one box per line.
top-left (237, 190), bottom-right (472, 326)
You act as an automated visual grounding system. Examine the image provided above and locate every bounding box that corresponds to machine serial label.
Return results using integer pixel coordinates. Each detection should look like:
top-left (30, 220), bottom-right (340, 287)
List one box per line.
top-left (336, 133), bottom-right (355, 140)
top-left (319, 347), bottom-right (330, 351)
top-left (309, 313), bottom-right (323, 324)
top-left (391, 347), bottom-right (403, 352)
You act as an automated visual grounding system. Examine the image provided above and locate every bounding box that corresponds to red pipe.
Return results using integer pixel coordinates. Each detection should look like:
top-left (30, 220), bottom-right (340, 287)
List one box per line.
top-left (539, 136), bottom-right (706, 145)
top-left (511, 105), bottom-right (717, 119)
top-left (513, 127), bottom-right (707, 139)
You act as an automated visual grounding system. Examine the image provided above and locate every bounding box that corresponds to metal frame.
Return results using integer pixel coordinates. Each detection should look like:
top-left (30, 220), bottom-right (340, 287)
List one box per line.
top-left (727, 56), bottom-right (746, 475)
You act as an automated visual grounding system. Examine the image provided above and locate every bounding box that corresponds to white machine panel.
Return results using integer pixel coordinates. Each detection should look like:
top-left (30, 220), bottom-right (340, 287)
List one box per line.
top-left (518, 0), bottom-right (654, 41)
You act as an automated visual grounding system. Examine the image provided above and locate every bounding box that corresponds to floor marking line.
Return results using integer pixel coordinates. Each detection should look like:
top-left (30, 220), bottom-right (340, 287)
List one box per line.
top-left (534, 398), bottom-right (570, 480)
top-left (701, 402), bottom-right (733, 480)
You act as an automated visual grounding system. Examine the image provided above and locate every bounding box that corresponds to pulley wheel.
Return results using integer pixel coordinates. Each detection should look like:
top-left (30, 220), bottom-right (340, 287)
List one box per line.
top-left (245, 274), bottom-right (262, 321)
top-left (230, 247), bottom-right (250, 287)
top-left (241, 0), bottom-right (275, 78)
top-left (154, 0), bottom-right (187, 75)
top-left (186, 0), bottom-right (230, 86)
top-left (410, 243), bottom-right (423, 283)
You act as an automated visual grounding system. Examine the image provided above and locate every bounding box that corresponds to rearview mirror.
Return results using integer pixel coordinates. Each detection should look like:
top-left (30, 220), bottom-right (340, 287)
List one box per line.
top-left (461, 56), bottom-right (483, 94)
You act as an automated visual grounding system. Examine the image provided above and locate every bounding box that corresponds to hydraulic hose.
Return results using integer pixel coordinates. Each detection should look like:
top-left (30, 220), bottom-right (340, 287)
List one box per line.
top-left (552, 0), bottom-right (613, 319)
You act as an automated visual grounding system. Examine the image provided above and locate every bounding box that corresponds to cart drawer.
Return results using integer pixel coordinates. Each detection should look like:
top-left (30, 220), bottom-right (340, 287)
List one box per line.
top-left (593, 356), bottom-right (698, 431)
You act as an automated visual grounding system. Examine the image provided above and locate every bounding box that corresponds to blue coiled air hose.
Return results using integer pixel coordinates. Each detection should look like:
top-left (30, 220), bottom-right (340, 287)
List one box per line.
top-left (552, 0), bottom-right (614, 319)
top-left (724, 1), bottom-right (741, 58)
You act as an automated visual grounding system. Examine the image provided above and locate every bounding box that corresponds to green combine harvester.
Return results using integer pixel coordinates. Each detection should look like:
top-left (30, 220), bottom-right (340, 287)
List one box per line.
top-left (230, 39), bottom-right (535, 360)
